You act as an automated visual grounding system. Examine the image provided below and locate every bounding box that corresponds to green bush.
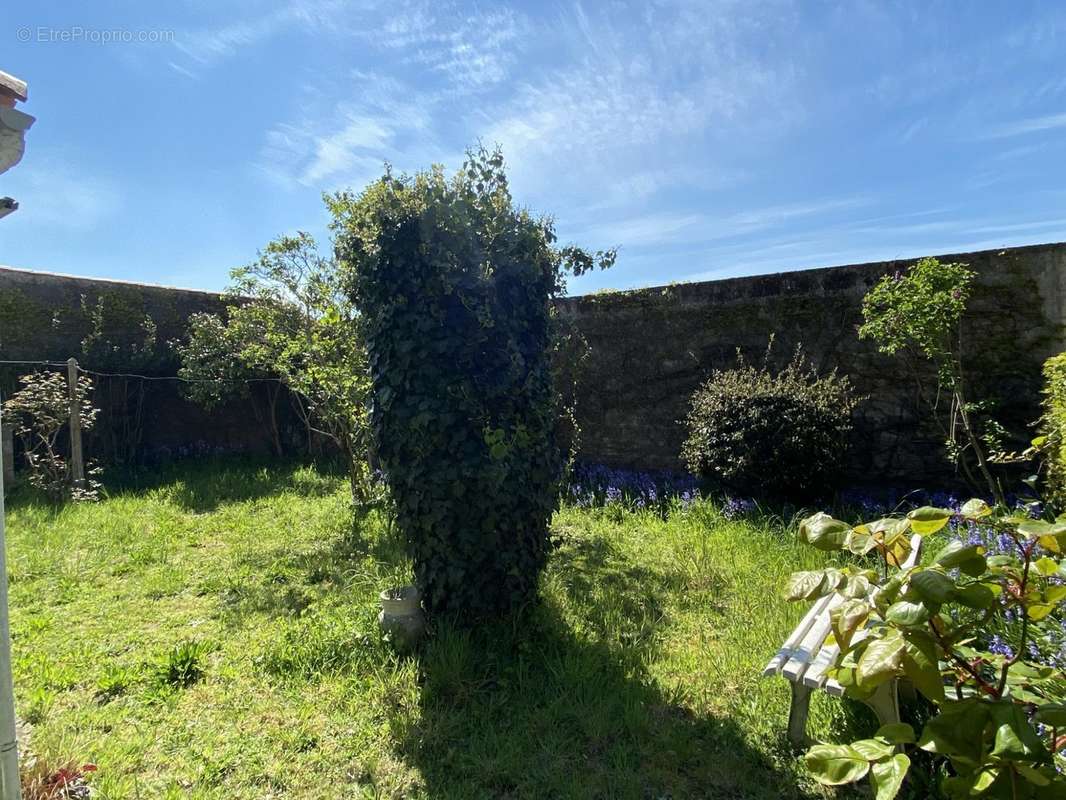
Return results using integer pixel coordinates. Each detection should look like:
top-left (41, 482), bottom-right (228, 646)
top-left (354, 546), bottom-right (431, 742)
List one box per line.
top-left (681, 344), bottom-right (858, 499)
top-left (331, 148), bottom-right (612, 616)
top-left (1041, 352), bottom-right (1066, 507)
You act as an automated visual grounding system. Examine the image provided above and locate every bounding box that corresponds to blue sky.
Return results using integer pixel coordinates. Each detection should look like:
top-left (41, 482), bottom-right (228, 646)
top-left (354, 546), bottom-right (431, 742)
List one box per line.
top-left (2, 1), bottom-right (1066, 295)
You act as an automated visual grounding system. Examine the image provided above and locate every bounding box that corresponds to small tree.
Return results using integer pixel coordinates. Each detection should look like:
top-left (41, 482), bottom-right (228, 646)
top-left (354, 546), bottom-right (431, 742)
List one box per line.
top-left (177, 233), bottom-right (372, 503)
top-left (3, 371), bottom-right (100, 501)
top-left (330, 147), bottom-right (613, 616)
top-left (860, 258), bottom-right (1005, 505)
top-left (178, 312), bottom-right (285, 456)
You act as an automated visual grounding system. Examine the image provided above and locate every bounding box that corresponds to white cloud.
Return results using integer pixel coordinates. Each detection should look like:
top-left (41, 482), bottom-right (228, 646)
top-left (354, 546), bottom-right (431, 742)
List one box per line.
top-left (475, 1), bottom-right (798, 204)
top-left (981, 111), bottom-right (1066, 139)
top-left (174, 0), bottom-right (356, 68)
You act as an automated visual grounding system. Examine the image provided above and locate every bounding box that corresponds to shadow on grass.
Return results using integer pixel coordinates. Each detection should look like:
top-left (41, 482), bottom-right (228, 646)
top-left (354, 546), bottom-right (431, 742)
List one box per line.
top-left (402, 603), bottom-right (814, 800)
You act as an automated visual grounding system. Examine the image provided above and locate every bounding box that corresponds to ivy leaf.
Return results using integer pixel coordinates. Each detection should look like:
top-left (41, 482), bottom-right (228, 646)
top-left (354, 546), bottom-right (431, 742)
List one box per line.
top-left (906, 506), bottom-right (953, 535)
top-left (869, 754), bottom-right (910, 800)
top-left (804, 744), bottom-right (870, 786)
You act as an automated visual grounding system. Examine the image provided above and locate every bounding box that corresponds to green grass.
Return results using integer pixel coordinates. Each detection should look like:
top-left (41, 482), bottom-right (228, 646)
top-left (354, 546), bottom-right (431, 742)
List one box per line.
top-left (5, 459), bottom-right (879, 798)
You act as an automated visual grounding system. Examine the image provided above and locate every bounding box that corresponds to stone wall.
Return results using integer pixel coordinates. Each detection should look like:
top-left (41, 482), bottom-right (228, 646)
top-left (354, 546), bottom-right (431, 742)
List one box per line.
top-left (0, 267), bottom-right (287, 461)
top-left (3, 242), bottom-right (1065, 484)
top-left (558, 242), bottom-right (1066, 486)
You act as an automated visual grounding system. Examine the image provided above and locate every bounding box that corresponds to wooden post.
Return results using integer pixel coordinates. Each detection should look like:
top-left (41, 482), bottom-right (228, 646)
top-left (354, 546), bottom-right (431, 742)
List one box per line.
top-left (0, 422), bottom-right (11, 489)
top-left (67, 358), bottom-right (85, 490)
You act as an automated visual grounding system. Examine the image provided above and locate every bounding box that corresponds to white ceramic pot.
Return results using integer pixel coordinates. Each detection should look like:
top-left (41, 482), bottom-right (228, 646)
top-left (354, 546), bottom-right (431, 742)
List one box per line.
top-left (378, 585), bottom-right (425, 651)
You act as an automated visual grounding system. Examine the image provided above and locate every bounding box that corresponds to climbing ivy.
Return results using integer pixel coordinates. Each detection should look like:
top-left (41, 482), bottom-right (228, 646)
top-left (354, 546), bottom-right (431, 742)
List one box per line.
top-left (330, 147), bottom-right (613, 615)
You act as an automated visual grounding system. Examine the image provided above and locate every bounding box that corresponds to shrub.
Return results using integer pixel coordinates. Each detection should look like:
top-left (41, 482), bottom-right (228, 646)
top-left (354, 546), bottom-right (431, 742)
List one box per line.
top-left (791, 499), bottom-right (1066, 798)
top-left (1041, 352), bottom-right (1066, 508)
top-left (681, 344), bottom-right (857, 500)
top-left (2, 371), bottom-right (100, 501)
top-left (331, 147), bottom-right (612, 616)
top-left (859, 257), bottom-right (1007, 505)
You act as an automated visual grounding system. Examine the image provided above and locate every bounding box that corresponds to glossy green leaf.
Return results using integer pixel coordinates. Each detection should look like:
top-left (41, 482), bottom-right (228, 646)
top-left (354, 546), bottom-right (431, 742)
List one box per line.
top-left (804, 744), bottom-right (870, 786)
top-left (856, 631), bottom-right (905, 689)
top-left (960, 498), bottom-right (992, 519)
top-left (901, 631), bottom-right (945, 704)
top-left (869, 754), bottom-right (910, 800)
top-left (784, 571), bottom-right (828, 601)
top-left (990, 703), bottom-right (1047, 763)
top-left (885, 600), bottom-right (932, 627)
top-left (851, 737), bottom-right (894, 761)
top-left (831, 599), bottom-right (870, 651)
top-left (908, 569), bottom-right (955, 606)
top-left (919, 701), bottom-right (989, 765)
top-left (875, 722), bottom-right (916, 745)
top-left (952, 583), bottom-right (995, 609)
top-left (799, 513), bottom-right (851, 551)
top-left (906, 506), bottom-right (953, 535)
top-left (933, 541), bottom-right (987, 577)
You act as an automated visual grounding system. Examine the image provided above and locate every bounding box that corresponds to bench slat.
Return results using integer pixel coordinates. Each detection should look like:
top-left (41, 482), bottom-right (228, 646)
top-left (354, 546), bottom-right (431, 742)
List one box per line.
top-left (781, 594), bottom-right (844, 683)
top-left (762, 592), bottom-right (835, 677)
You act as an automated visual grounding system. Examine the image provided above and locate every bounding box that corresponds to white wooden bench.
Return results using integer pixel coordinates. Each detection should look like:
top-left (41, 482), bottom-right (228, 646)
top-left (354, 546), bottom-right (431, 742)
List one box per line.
top-left (763, 534), bottom-right (923, 746)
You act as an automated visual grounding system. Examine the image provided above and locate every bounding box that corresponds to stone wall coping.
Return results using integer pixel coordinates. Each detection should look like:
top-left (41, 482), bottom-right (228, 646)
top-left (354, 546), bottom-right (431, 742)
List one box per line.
top-left (0, 265), bottom-right (225, 300)
top-left (558, 240), bottom-right (1066, 308)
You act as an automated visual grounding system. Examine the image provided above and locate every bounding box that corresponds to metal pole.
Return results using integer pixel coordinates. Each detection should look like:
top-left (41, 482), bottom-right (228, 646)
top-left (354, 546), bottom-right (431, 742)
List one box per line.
top-left (66, 359), bottom-right (84, 490)
top-left (0, 402), bottom-right (22, 798)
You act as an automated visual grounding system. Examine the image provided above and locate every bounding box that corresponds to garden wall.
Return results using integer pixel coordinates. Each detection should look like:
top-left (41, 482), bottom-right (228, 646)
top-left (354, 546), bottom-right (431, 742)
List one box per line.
top-left (0, 267), bottom-right (288, 461)
top-left (558, 241), bottom-right (1066, 485)
top-left (3, 241), bottom-right (1066, 484)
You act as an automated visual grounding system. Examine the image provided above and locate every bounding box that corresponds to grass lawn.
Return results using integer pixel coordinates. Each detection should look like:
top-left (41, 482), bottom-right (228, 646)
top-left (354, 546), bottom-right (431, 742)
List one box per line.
top-left (6, 459), bottom-right (879, 799)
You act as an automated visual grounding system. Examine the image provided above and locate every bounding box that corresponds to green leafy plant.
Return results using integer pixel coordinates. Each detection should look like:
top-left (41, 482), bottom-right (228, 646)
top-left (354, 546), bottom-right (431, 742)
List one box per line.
top-left (177, 232), bottom-right (372, 503)
top-left (94, 663), bottom-right (136, 703)
top-left (1040, 353), bottom-right (1066, 509)
top-left (2, 371), bottom-right (100, 501)
top-left (152, 640), bottom-right (214, 690)
top-left (80, 291), bottom-right (163, 465)
top-left (790, 500), bottom-right (1066, 798)
top-left (860, 258), bottom-right (1006, 504)
top-left (681, 341), bottom-right (858, 500)
top-left (331, 147), bottom-right (613, 616)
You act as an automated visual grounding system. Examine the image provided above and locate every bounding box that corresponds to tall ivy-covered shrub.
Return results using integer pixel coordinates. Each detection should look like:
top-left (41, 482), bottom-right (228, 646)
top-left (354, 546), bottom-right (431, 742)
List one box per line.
top-left (330, 149), bottom-right (612, 616)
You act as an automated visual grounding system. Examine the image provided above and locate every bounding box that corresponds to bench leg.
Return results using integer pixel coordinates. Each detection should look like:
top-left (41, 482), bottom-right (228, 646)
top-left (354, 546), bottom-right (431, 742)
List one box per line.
top-left (788, 682), bottom-right (812, 747)
top-left (862, 681), bottom-right (900, 729)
